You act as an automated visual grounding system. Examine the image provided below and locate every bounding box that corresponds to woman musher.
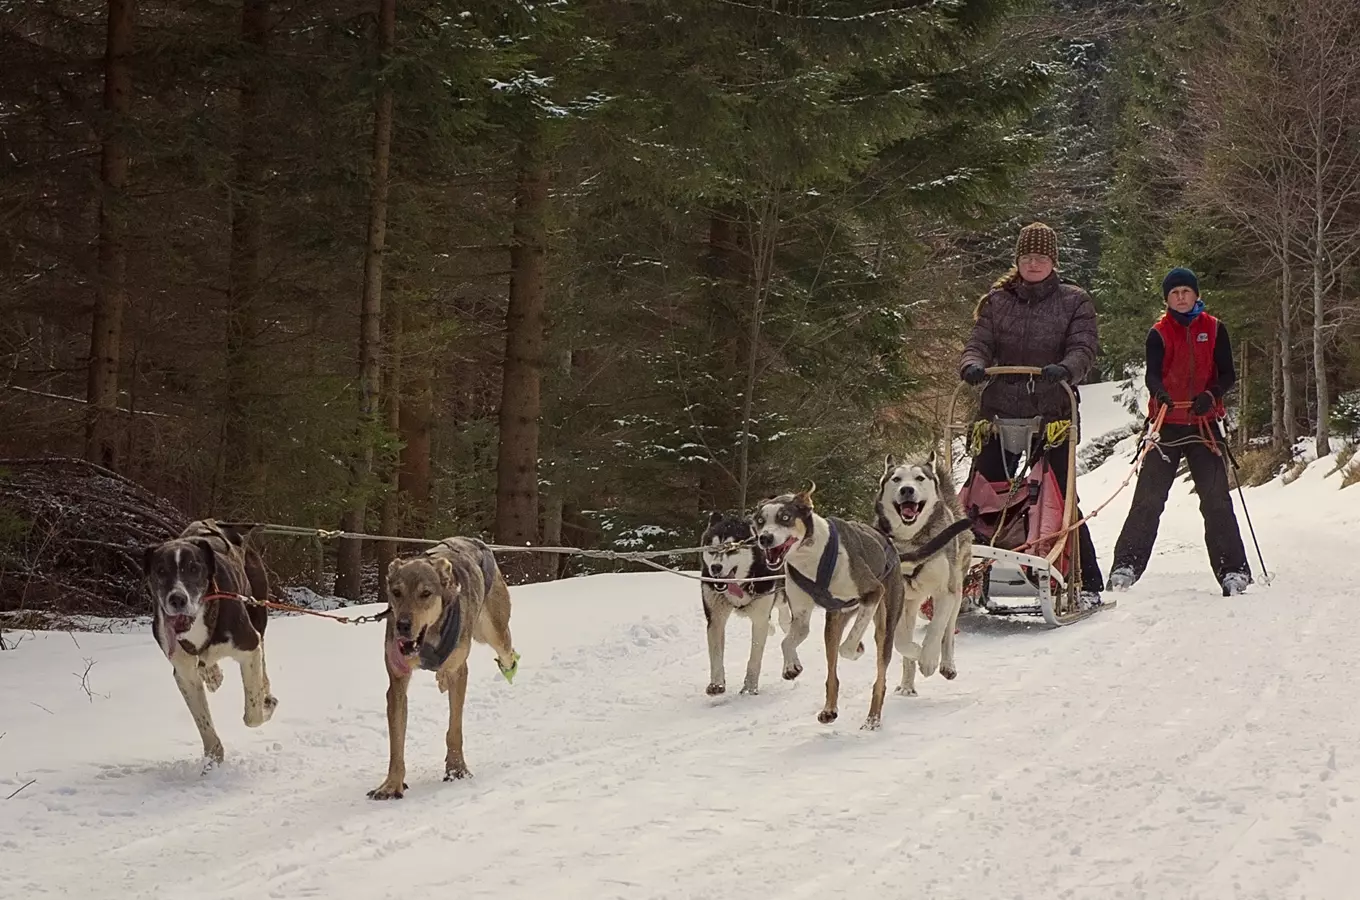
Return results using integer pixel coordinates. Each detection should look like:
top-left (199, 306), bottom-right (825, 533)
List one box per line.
top-left (957, 221), bottom-right (1105, 609)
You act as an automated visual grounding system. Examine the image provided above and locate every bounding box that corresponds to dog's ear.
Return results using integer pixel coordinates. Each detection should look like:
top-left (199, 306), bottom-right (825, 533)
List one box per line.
top-left (794, 482), bottom-right (816, 511)
top-left (142, 545), bottom-right (158, 576)
top-left (193, 539), bottom-right (217, 581)
top-left (884, 453), bottom-right (896, 473)
top-left (386, 556), bottom-right (404, 583)
top-left (926, 448), bottom-right (937, 469)
top-left (708, 510), bottom-right (724, 526)
top-left (432, 557), bottom-right (455, 589)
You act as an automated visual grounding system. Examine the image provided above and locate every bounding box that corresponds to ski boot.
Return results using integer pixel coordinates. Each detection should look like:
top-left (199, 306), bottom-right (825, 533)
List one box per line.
top-left (1107, 567), bottom-right (1136, 592)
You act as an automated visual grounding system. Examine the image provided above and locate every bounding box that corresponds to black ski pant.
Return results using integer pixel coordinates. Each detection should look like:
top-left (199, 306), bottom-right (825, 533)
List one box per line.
top-left (974, 437), bottom-right (1105, 593)
top-left (1110, 422), bottom-right (1250, 585)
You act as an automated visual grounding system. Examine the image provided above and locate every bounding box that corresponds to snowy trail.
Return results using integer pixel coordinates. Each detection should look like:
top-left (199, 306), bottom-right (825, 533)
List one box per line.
top-left (6, 382), bottom-right (1360, 899)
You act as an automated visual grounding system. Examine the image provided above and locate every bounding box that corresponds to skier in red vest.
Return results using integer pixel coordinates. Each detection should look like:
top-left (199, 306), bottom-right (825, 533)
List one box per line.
top-left (1107, 267), bottom-right (1252, 597)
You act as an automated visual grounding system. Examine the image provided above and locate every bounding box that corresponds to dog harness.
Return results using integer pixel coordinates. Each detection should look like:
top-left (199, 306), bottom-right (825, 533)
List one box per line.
top-left (785, 519), bottom-right (898, 611)
top-left (417, 541), bottom-right (498, 671)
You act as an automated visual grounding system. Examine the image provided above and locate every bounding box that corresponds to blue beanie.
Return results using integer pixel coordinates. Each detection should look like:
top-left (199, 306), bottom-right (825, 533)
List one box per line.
top-left (1162, 267), bottom-right (1199, 299)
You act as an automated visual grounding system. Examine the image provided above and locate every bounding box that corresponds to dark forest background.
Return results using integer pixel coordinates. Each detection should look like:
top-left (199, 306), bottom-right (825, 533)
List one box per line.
top-left (4, 0), bottom-right (1360, 621)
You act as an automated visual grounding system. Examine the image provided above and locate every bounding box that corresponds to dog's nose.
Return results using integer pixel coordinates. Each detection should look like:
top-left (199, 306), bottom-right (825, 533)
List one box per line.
top-left (395, 617), bottom-right (413, 637)
top-left (167, 592), bottom-right (188, 612)
top-left (898, 485), bottom-right (916, 499)
top-left (758, 533), bottom-right (774, 547)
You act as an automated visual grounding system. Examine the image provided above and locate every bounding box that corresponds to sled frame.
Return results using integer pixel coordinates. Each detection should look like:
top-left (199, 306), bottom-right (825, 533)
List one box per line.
top-left (945, 365), bottom-right (1101, 627)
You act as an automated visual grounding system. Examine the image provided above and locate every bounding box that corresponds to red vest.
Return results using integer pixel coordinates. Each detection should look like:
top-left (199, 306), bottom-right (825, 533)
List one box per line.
top-left (1148, 311), bottom-right (1226, 425)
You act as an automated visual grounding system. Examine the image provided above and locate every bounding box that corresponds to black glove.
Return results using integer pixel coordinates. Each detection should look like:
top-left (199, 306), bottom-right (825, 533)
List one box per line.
top-left (1191, 391), bottom-right (1214, 416)
top-left (1040, 363), bottom-right (1069, 383)
top-left (961, 364), bottom-right (987, 385)
top-left (1153, 389), bottom-right (1172, 407)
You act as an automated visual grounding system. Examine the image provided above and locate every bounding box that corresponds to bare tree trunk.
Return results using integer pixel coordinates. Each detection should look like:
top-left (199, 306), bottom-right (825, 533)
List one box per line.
top-left (335, 0), bottom-right (396, 601)
top-left (541, 494), bottom-right (564, 581)
top-left (85, 0), bottom-right (135, 471)
top-left (494, 135), bottom-right (550, 584)
top-left (1271, 328), bottom-right (1284, 450)
top-left (1238, 340), bottom-right (1249, 453)
top-left (223, 0), bottom-right (270, 501)
top-left (1312, 161), bottom-right (1331, 456)
top-left (1280, 265), bottom-right (1298, 448)
top-left (398, 324), bottom-right (432, 526)
top-left (736, 199), bottom-right (778, 511)
top-left (697, 210), bottom-right (743, 513)
top-left (377, 301), bottom-right (402, 598)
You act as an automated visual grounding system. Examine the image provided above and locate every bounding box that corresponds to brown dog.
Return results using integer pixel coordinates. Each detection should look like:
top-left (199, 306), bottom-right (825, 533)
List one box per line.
top-left (367, 537), bottom-right (519, 800)
top-left (143, 519), bottom-right (278, 772)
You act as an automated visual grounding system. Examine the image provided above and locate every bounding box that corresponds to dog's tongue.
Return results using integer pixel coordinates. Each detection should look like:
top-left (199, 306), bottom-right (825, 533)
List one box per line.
top-left (897, 501), bottom-right (923, 520)
top-left (386, 640), bottom-right (413, 676)
top-left (767, 537), bottom-right (796, 564)
top-left (726, 582), bottom-right (747, 599)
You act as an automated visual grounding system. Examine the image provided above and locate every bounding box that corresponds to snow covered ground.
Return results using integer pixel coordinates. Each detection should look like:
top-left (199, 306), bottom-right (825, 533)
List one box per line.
top-left (6, 379), bottom-right (1360, 900)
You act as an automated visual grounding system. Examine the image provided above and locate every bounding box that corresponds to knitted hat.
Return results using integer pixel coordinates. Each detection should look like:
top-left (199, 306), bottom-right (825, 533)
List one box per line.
top-left (1015, 222), bottom-right (1058, 266)
top-left (1162, 267), bottom-right (1200, 299)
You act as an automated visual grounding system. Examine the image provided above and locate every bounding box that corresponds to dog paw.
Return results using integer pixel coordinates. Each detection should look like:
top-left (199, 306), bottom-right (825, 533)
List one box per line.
top-left (941, 664), bottom-right (957, 681)
top-left (243, 704), bottom-right (269, 728)
top-left (895, 683), bottom-right (918, 697)
top-left (861, 716), bottom-right (881, 731)
top-left (739, 684), bottom-right (759, 696)
top-left (782, 663), bottom-right (803, 681)
top-left (263, 694), bottom-right (278, 718)
top-left (200, 663), bottom-right (223, 693)
top-left (444, 765), bottom-right (471, 781)
top-left (817, 709), bottom-right (838, 725)
top-left (838, 640), bottom-right (865, 661)
top-left (706, 682), bottom-right (726, 696)
top-left (918, 648), bottom-right (941, 678)
top-left (367, 781), bottom-right (408, 800)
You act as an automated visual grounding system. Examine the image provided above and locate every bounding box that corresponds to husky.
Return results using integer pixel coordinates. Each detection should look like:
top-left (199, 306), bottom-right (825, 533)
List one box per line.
top-left (142, 518), bottom-right (278, 772)
top-left (875, 450), bottom-right (973, 697)
top-left (368, 537), bottom-right (520, 800)
top-left (753, 485), bottom-right (971, 730)
top-left (699, 511), bottom-right (808, 697)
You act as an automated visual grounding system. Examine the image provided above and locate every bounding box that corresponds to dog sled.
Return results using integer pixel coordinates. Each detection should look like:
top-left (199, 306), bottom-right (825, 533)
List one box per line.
top-left (945, 365), bottom-right (1099, 627)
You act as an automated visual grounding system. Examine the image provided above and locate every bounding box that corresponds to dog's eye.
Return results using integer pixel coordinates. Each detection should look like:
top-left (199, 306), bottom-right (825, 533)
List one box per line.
top-left (390, 587), bottom-right (402, 598)
top-left (419, 590), bottom-right (433, 600)
top-left (777, 512), bottom-right (790, 524)
top-left (916, 475), bottom-right (926, 482)
top-left (892, 476), bottom-right (901, 482)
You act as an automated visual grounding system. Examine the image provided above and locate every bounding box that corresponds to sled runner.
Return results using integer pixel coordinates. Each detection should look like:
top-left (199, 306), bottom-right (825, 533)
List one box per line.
top-left (945, 365), bottom-right (1100, 627)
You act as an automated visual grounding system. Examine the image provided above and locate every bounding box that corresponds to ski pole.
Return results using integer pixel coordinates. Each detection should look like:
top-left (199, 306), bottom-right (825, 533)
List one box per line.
top-left (1217, 431), bottom-right (1271, 585)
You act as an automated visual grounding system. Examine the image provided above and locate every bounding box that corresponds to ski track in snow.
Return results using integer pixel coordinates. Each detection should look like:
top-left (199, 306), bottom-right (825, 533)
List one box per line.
top-left (5, 381), bottom-right (1360, 899)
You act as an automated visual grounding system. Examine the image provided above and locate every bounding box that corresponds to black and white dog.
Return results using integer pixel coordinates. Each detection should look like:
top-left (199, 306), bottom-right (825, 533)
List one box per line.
top-left (699, 512), bottom-right (809, 696)
top-left (143, 519), bottom-right (278, 772)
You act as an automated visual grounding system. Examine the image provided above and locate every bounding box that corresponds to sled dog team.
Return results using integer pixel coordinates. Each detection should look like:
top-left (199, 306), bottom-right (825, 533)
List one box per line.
top-left (141, 450), bottom-right (970, 798)
top-left (140, 218), bottom-right (1256, 797)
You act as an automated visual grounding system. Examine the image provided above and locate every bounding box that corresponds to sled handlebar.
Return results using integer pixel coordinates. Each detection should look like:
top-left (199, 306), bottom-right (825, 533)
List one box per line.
top-left (980, 365), bottom-right (1044, 376)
